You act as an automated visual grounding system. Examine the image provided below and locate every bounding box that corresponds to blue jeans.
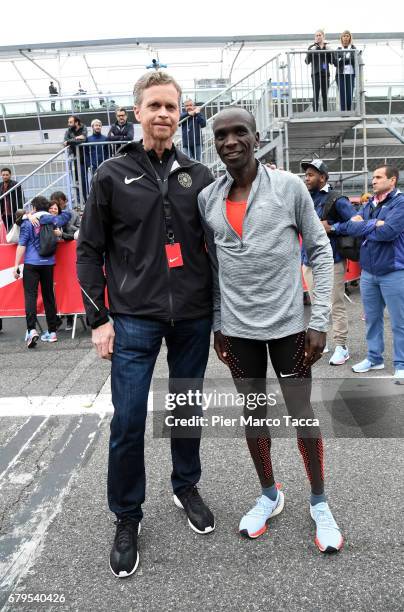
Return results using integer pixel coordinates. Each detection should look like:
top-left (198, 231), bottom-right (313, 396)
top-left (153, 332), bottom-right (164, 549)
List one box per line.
top-left (108, 315), bottom-right (211, 520)
top-left (337, 74), bottom-right (355, 111)
top-left (360, 269), bottom-right (404, 368)
top-left (184, 145), bottom-right (202, 161)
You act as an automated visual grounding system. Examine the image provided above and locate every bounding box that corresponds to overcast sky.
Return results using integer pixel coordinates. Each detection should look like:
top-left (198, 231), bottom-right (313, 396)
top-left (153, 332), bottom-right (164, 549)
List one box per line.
top-left (3, 0), bottom-right (403, 46)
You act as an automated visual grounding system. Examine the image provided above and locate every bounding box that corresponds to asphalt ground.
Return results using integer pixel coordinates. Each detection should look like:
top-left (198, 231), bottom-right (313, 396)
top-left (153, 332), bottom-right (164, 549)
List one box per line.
top-left (0, 286), bottom-right (402, 612)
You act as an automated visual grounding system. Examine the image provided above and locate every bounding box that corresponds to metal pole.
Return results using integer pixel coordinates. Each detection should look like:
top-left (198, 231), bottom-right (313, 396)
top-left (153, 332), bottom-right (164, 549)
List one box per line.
top-left (19, 50), bottom-right (62, 95)
top-left (284, 122), bottom-right (290, 171)
top-left (362, 118), bottom-right (368, 192)
top-left (286, 53), bottom-right (293, 119)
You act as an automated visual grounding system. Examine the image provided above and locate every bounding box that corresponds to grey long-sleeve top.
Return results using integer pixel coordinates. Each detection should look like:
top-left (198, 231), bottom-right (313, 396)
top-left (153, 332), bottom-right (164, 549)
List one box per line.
top-left (198, 164), bottom-right (333, 339)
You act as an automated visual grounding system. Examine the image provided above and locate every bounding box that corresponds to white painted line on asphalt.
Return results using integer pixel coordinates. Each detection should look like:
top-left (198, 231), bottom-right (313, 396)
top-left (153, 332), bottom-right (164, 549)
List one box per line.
top-left (0, 392), bottom-right (153, 417)
top-left (0, 416), bottom-right (49, 485)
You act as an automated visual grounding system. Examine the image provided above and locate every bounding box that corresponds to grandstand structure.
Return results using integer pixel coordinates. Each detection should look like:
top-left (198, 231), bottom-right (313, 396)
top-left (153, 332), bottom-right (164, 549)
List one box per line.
top-left (1, 33), bottom-right (404, 226)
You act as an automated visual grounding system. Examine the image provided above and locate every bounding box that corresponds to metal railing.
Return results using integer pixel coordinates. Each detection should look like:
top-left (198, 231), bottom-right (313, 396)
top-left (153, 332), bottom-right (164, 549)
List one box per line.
top-left (0, 147), bottom-right (76, 238)
top-left (285, 49), bottom-right (362, 116)
top-left (175, 54), bottom-right (286, 173)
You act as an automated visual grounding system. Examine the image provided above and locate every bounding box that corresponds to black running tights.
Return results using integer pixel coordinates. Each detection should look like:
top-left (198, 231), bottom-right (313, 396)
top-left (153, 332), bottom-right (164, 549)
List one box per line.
top-left (224, 331), bottom-right (324, 495)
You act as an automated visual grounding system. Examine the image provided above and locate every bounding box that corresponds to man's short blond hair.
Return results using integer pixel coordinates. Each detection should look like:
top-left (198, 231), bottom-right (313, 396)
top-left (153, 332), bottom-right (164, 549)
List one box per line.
top-left (133, 71), bottom-right (182, 106)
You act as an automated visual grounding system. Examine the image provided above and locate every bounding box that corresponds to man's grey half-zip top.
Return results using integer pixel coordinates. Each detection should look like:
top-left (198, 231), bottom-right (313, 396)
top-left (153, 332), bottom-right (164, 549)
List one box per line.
top-left (198, 164), bottom-right (333, 340)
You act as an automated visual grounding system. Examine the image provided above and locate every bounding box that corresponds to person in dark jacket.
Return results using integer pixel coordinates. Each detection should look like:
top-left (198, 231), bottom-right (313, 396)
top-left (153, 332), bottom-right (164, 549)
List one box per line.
top-left (0, 167), bottom-right (25, 231)
top-left (305, 30), bottom-right (334, 112)
top-left (107, 108), bottom-right (134, 142)
top-left (180, 99), bottom-right (206, 161)
top-left (301, 159), bottom-right (357, 366)
top-left (49, 81), bottom-right (58, 111)
top-left (330, 165), bottom-right (404, 379)
top-left (63, 115), bottom-right (88, 202)
top-left (77, 71), bottom-right (215, 579)
top-left (333, 30), bottom-right (358, 111)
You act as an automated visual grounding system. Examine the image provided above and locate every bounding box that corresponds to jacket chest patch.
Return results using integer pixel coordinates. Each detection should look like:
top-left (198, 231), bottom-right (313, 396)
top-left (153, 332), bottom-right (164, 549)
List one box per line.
top-left (178, 172), bottom-right (192, 189)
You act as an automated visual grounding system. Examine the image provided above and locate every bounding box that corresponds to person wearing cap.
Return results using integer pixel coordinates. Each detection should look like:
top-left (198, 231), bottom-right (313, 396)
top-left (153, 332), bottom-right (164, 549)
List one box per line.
top-left (301, 159), bottom-right (357, 366)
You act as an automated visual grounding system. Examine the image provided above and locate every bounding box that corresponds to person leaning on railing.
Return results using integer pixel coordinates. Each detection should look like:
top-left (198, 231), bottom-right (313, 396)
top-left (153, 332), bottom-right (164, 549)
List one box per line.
top-left (85, 119), bottom-right (110, 174)
top-left (305, 29), bottom-right (333, 112)
top-left (333, 30), bottom-right (359, 111)
top-left (63, 115), bottom-right (88, 202)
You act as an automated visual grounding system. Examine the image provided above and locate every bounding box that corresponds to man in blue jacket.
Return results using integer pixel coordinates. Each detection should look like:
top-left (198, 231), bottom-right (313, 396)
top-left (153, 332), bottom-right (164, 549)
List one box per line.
top-left (301, 159), bottom-right (357, 366)
top-left (13, 196), bottom-right (71, 348)
top-left (180, 99), bottom-right (206, 161)
top-left (330, 165), bottom-right (404, 379)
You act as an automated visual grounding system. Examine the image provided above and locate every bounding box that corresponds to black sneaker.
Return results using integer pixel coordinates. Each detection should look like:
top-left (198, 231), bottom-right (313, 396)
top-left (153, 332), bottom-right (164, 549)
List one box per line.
top-left (109, 517), bottom-right (141, 578)
top-left (173, 486), bottom-right (215, 534)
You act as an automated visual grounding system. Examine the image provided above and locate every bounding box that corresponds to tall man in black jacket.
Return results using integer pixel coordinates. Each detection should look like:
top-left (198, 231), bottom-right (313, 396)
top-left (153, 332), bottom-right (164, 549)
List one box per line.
top-left (77, 71), bottom-right (215, 578)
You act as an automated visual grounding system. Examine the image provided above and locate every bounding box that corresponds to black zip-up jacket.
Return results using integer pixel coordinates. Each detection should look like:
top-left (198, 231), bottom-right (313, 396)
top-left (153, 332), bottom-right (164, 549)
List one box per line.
top-left (76, 141), bottom-right (214, 328)
top-left (305, 44), bottom-right (333, 75)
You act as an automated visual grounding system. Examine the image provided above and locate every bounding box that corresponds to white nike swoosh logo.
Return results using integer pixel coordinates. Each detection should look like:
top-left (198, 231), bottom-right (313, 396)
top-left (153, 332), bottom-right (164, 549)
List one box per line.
top-left (279, 372), bottom-right (296, 378)
top-left (124, 174), bottom-right (145, 184)
top-left (0, 265), bottom-right (24, 289)
top-left (169, 257), bottom-right (179, 263)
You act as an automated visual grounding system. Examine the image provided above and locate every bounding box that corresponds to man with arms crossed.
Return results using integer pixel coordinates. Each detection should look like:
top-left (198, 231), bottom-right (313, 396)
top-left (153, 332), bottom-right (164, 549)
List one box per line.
top-left (77, 72), bottom-right (215, 578)
top-left (329, 165), bottom-right (404, 378)
top-left (198, 107), bottom-right (343, 553)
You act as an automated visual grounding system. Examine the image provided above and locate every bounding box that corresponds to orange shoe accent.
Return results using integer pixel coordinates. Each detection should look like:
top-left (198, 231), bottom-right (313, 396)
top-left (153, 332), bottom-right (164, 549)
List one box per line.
top-left (314, 535), bottom-right (344, 553)
top-left (276, 482), bottom-right (282, 490)
top-left (249, 524), bottom-right (268, 538)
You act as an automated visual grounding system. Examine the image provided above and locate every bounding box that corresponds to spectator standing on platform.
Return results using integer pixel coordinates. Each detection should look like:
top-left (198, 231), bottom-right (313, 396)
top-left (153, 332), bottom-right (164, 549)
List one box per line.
top-left (49, 81), bottom-right (58, 111)
top-left (180, 99), bottom-right (206, 161)
top-left (334, 31), bottom-right (358, 111)
top-left (305, 30), bottom-right (333, 112)
top-left (301, 159), bottom-right (357, 365)
top-left (0, 167), bottom-right (25, 231)
top-left (86, 119), bottom-right (109, 174)
top-left (63, 116), bottom-right (88, 202)
top-left (107, 108), bottom-right (134, 142)
top-left (330, 165), bottom-right (404, 379)
top-left (77, 71), bottom-right (215, 579)
top-left (13, 196), bottom-right (71, 348)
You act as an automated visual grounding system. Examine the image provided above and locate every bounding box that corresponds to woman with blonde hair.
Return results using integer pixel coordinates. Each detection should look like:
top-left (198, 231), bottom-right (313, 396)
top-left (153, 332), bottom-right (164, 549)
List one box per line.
top-left (305, 29), bottom-right (333, 111)
top-left (334, 30), bottom-right (358, 111)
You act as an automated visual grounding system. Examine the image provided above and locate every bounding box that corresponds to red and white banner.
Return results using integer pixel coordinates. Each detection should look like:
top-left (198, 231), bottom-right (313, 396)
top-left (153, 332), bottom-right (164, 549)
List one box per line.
top-left (0, 242), bottom-right (361, 318)
top-left (0, 242), bottom-right (85, 317)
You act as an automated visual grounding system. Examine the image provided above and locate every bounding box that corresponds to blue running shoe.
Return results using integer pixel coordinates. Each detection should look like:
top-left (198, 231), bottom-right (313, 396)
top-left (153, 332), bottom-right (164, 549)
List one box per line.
top-left (352, 358), bottom-right (384, 373)
top-left (41, 331), bottom-right (58, 343)
top-left (239, 490), bottom-right (285, 538)
top-left (310, 502), bottom-right (343, 553)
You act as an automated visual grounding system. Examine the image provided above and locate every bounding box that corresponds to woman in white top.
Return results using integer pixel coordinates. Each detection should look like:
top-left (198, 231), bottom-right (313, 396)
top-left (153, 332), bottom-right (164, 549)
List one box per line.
top-left (334, 30), bottom-right (358, 111)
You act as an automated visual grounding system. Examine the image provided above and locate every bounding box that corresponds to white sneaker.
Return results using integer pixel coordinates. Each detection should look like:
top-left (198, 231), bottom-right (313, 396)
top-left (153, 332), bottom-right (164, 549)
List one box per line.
top-left (329, 345), bottom-right (349, 366)
top-left (26, 329), bottom-right (39, 349)
top-left (239, 490), bottom-right (285, 538)
top-left (393, 369), bottom-right (404, 384)
top-left (352, 358), bottom-right (384, 373)
top-left (322, 345), bottom-right (329, 354)
top-left (310, 502), bottom-right (343, 553)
